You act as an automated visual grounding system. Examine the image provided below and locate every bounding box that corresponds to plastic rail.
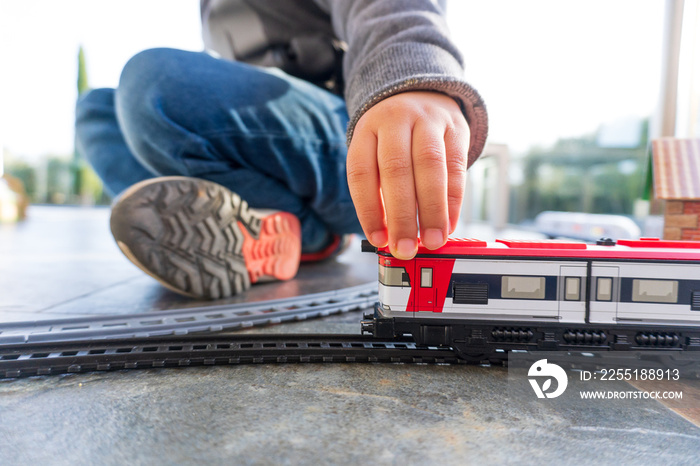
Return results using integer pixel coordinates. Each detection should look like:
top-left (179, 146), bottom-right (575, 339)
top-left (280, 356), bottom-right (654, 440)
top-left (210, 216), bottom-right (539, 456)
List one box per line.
top-left (4, 332), bottom-right (700, 379)
top-left (0, 333), bottom-right (462, 378)
top-left (0, 283), bottom-right (377, 344)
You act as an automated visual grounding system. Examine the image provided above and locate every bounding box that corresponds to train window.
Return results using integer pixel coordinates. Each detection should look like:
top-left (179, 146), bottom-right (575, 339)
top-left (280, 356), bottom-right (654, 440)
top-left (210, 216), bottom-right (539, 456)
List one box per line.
top-left (421, 268), bottom-right (433, 288)
top-left (596, 277), bottom-right (613, 301)
top-left (378, 265), bottom-right (410, 287)
top-left (632, 279), bottom-right (678, 303)
top-left (501, 276), bottom-right (546, 299)
top-left (564, 277), bottom-right (581, 301)
top-left (453, 283), bottom-right (489, 305)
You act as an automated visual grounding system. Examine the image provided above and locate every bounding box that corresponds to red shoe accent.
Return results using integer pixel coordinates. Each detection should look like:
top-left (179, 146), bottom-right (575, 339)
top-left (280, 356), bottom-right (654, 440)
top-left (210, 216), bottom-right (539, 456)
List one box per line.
top-left (300, 234), bottom-right (354, 263)
top-left (240, 212), bottom-right (301, 283)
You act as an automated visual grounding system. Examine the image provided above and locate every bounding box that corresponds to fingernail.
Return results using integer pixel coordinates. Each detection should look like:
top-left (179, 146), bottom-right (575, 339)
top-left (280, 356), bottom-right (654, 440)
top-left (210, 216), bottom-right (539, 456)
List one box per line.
top-left (370, 231), bottom-right (388, 247)
top-left (423, 229), bottom-right (445, 249)
top-left (395, 238), bottom-right (418, 259)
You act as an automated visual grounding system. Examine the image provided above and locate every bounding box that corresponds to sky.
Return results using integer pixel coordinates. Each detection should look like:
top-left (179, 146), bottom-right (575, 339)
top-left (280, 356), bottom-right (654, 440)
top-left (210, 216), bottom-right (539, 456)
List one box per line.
top-left (1, 0), bottom-right (665, 161)
top-left (0, 0), bottom-right (203, 160)
top-left (449, 0), bottom-right (665, 151)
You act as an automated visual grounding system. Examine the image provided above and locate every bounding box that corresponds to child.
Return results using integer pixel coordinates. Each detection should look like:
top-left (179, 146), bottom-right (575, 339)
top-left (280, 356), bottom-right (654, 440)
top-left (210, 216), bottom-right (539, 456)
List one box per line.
top-left (75, 0), bottom-right (488, 299)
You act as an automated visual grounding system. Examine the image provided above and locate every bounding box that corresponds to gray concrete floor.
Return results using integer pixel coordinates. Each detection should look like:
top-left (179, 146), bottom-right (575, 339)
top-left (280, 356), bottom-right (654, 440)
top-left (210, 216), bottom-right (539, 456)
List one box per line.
top-left (1, 206), bottom-right (700, 465)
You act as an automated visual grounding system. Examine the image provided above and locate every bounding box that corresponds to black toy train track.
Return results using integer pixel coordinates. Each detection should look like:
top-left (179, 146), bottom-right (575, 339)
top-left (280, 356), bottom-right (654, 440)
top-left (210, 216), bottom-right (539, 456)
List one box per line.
top-left (0, 334), bottom-right (463, 378)
top-left (2, 282), bottom-right (700, 379)
top-left (3, 331), bottom-right (700, 379)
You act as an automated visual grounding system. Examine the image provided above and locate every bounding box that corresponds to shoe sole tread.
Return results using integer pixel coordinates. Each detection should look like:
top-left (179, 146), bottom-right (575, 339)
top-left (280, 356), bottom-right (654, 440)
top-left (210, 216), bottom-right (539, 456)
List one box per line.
top-left (110, 177), bottom-right (300, 299)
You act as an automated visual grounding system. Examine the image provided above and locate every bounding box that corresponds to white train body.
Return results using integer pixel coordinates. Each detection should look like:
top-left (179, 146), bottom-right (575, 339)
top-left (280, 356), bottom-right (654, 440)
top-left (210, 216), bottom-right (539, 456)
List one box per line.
top-left (375, 238), bottom-right (700, 327)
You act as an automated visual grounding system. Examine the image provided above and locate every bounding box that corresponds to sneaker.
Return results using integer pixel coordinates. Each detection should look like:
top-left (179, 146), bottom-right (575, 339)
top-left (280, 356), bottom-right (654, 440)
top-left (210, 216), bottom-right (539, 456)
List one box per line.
top-left (110, 176), bottom-right (302, 299)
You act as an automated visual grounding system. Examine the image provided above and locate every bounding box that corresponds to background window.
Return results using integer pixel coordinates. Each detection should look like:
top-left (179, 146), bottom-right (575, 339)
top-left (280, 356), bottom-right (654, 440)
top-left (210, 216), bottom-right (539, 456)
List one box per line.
top-left (450, 1), bottom-right (667, 229)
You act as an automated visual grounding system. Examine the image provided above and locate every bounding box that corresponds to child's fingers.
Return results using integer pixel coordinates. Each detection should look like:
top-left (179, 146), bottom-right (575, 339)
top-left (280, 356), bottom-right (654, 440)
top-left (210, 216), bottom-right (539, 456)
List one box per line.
top-left (377, 124), bottom-right (418, 260)
top-left (346, 127), bottom-right (387, 247)
top-left (412, 119), bottom-right (449, 250)
top-left (444, 119), bottom-right (470, 233)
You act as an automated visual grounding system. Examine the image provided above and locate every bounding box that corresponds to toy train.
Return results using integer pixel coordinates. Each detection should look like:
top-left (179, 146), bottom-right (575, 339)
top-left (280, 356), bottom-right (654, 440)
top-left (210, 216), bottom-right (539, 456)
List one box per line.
top-left (360, 237), bottom-right (700, 361)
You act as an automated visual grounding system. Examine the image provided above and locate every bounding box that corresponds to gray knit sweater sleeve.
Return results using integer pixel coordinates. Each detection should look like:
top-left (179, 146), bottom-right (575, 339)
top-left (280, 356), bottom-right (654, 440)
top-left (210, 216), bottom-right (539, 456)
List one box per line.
top-left (315, 0), bottom-right (488, 163)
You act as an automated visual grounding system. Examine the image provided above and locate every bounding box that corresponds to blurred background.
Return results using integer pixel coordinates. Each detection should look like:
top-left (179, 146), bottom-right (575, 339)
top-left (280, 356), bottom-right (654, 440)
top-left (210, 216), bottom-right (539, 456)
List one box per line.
top-left (1, 0), bottom-right (699, 238)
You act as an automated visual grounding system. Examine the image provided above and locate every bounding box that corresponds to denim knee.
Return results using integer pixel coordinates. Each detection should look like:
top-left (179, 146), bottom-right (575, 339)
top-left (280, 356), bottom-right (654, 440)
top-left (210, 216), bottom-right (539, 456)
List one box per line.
top-left (114, 48), bottom-right (292, 177)
top-left (117, 47), bottom-right (190, 101)
top-left (115, 48), bottom-right (197, 176)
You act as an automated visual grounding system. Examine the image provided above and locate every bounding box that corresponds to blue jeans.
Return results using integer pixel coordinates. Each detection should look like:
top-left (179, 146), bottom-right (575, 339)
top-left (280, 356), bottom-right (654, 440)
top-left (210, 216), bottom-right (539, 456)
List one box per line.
top-left (75, 48), bottom-right (361, 253)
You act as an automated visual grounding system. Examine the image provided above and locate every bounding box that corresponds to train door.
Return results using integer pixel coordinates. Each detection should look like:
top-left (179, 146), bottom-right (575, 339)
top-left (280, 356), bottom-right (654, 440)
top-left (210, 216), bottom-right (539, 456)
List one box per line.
top-left (415, 260), bottom-right (437, 312)
top-left (414, 258), bottom-right (456, 312)
top-left (589, 265), bottom-right (620, 324)
top-left (558, 265), bottom-right (587, 323)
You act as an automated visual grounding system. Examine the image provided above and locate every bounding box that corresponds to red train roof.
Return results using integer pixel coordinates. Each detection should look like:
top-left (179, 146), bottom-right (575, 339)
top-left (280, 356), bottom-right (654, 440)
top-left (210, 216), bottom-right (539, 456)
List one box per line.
top-left (616, 238), bottom-right (700, 249)
top-left (376, 237), bottom-right (700, 261)
top-left (495, 239), bottom-right (587, 249)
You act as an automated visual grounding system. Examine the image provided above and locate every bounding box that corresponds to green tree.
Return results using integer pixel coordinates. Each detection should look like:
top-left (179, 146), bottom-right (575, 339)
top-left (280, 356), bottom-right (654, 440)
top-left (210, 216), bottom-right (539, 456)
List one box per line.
top-left (77, 46), bottom-right (89, 95)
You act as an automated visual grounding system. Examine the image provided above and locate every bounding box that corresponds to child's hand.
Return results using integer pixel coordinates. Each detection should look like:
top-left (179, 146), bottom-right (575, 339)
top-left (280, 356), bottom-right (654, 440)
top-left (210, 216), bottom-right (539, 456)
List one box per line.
top-left (347, 91), bottom-right (470, 260)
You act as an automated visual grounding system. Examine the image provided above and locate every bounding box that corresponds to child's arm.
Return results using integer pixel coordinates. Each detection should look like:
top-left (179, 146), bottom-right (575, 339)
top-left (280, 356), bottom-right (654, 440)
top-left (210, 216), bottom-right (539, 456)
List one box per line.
top-left (320, 0), bottom-right (488, 259)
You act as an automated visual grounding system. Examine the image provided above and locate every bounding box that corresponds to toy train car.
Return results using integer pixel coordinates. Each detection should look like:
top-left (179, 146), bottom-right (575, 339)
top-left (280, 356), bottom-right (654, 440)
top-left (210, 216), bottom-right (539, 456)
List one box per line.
top-left (360, 237), bottom-right (700, 361)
